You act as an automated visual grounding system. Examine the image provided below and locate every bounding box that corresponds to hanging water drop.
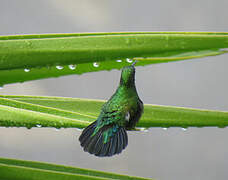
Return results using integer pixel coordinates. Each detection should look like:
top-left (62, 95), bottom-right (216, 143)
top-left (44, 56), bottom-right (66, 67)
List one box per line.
top-left (56, 65), bottom-right (64, 70)
top-left (181, 128), bottom-right (187, 131)
top-left (93, 62), bottom-right (99, 67)
top-left (75, 128), bottom-right (82, 132)
top-left (24, 68), bottom-right (30, 72)
top-left (220, 48), bottom-right (228, 51)
top-left (36, 124), bottom-right (42, 128)
top-left (137, 127), bottom-right (149, 132)
top-left (116, 59), bottom-right (122, 63)
top-left (126, 58), bottom-right (133, 63)
top-left (68, 64), bottom-right (76, 70)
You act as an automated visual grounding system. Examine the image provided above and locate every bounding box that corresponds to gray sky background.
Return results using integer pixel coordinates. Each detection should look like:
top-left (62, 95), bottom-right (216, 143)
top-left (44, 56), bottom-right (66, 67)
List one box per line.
top-left (0, 1), bottom-right (228, 179)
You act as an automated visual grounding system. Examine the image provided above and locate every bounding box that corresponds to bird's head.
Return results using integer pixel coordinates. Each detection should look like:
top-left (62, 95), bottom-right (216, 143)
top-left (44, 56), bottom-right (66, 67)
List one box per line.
top-left (120, 61), bottom-right (136, 86)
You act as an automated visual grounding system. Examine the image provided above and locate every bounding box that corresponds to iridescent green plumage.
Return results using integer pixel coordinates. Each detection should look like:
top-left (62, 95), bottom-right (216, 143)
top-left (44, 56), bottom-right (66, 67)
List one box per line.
top-left (79, 63), bottom-right (143, 157)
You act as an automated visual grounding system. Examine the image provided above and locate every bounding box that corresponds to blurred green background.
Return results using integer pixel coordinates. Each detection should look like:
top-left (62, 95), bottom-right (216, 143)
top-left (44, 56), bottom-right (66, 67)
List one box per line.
top-left (0, 1), bottom-right (228, 179)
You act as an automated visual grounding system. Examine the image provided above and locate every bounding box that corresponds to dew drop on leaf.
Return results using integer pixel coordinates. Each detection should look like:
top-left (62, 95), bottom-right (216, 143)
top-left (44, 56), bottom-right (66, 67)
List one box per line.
top-left (126, 58), bottom-right (133, 63)
top-left (137, 127), bottom-right (149, 132)
top-left (220, 48), bottom-right (228, 51)
top-left (24, 68), bottom-right (30, 72)
top-left (116, 59), bottom-right (122, 63)
top-left (56, 66), bottom-right (64, 70)
top-left (75, 128), bottom-right (82, 132)
top-left (68, 64), bottom-right (76, 70)
top-left (93, 62), bottom-right (100, 67)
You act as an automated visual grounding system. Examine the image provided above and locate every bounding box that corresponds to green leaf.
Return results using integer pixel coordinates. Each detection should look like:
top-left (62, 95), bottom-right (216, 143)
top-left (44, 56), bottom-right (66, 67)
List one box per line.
top-left (0, 32), bottom-right (228, 86)
top-left (0, 95), bottom-right (227, 129)
top-left (0, 157), bottom-right (149, 180)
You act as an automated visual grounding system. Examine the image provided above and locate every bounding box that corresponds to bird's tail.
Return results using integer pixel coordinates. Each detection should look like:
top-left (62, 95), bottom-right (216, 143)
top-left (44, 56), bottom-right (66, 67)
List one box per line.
top-left (79, 121), bottom-right (128, 157)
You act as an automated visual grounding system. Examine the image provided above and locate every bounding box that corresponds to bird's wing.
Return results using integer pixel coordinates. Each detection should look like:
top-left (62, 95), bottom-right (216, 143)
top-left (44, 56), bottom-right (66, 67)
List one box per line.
top-left (126, 98), bottom-right (144, 129)
top-left (98, 109), bottom-right (127, 126)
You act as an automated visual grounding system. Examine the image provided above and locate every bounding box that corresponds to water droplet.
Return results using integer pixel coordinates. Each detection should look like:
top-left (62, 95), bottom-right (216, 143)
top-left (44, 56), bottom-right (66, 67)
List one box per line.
top-left (56, 66), bottom-right (63, 70)
top-left (36, 124), bottom-right (42, 128)
top-left (75, 128), bottom-right (82, 132)
top-left (126, 58), bottom-right (133, 63)
top-left (137, 127), bottom-right (149, 132)
top-left (93, 62), bottom-right (99, 67)
top-left (116, 59), bottom-right (122, 63)
top-left (181, 128), bottom-right (187, 131)
top-left (220, 48), bottom-right (228, 51)
top-left (68, 64), bottom-right (76, 70)
top-left (24, 68), bottom-right (30, 72)
top-left (162, 128), bottom-right (168, 130)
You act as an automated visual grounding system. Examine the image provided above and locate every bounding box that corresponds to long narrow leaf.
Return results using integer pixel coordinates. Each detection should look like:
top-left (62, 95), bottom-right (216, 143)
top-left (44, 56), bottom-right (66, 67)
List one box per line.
top-left (0, 95), bottom-right (227, 129)
top-left (0, 157), bottom-right (149, 180)
top-left (0, 32), bottom-right (228, 86)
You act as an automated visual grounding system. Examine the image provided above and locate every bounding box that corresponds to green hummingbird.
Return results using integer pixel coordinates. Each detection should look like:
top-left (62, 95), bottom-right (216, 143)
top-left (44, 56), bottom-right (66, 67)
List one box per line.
top-left (79, 62), bottom-right (143, 157)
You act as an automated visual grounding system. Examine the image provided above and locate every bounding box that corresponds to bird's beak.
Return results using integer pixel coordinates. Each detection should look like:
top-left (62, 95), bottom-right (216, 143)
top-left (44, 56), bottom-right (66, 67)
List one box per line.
top-left (132, 60), bottom-right (137, 66)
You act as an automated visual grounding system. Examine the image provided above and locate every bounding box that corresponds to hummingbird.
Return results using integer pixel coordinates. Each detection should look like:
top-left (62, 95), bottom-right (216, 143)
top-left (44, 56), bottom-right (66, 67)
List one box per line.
top-left (79, 62), bottom-right (143, 157)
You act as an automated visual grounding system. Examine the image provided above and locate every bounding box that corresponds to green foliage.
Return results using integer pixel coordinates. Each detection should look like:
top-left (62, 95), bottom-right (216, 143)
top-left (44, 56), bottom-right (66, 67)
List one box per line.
top-left (0, 157), bottom-right (149, 180)
top-left (0, 95), bottom-right (227, 129)
top-left (0, 32), bottom-right (227, 86)
top-left (1, 32), bottom-right (228, 179)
